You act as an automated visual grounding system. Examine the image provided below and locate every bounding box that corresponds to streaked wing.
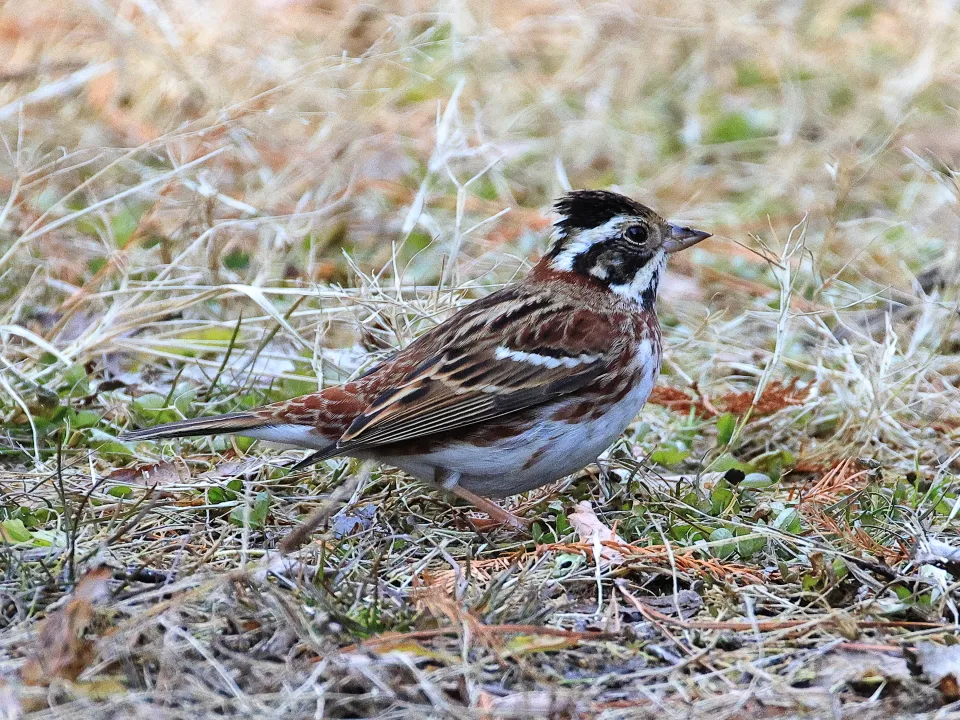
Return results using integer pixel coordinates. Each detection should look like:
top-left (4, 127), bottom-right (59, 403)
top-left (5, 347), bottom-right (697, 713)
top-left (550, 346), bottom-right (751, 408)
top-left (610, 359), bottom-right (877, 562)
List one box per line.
top-left (335, 284), bottom-right (624, 451)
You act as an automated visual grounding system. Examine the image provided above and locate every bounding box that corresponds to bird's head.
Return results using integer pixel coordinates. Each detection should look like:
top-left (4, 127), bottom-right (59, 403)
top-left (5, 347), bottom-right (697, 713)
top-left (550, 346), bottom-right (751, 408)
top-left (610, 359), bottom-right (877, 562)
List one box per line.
top-left (544, 190), bottom-right (710, 306)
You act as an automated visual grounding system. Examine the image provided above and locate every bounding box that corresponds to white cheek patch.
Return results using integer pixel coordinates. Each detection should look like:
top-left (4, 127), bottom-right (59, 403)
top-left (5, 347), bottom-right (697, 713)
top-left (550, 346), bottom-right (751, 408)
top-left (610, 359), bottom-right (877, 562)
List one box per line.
top-left (494, 346), bottom-right (600, 369)
top-left (608, 251), bottom-right (666, 303)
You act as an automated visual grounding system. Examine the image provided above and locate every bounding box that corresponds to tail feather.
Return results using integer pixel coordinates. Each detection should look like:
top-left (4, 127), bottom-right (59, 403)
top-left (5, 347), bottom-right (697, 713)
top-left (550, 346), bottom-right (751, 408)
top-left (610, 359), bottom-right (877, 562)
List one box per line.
top-left (289, 445), bottom-right (344, 471)
top-left (119, 412), bottom-right (273, 441)
top-left (121, 412), bottom-right (346, 471)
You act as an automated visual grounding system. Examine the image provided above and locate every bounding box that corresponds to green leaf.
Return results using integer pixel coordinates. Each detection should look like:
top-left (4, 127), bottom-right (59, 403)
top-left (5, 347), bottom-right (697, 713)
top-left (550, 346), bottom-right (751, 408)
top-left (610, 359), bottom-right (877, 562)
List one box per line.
top-left (223, 249), bottom-right (250, 270)
top-left (735, 61), bottom-right (768, 88)
top-left (14, 507), bottom-right (53, 527)
top-left (892, 585), bottom-right (912, 601)
top-left (132, 394), bottom-right (178, 424)
top-left (650, 446), bottom-right (690, 466)
top-left (207, 486), bottom-right (235, 504)
top-left (12, 508), bottom-right (36, 528)
top-left (29, 529), bottom-right (68, 547)
top-left (173, 389), bottom-right (196, 415)
top-left (670, 524), bottom-right (704, 544)
top-left (251, 491), bottom-right (270, 527)
top-left (716, 413), bottom-right (736, 446)
top-left (736, 535), bottom-right (766, 559)
top-left (229, 491), bottom-right (271, 529)
top-left (712, 454), bottom-right (755, 474)
top-left (531, 523), bottom-right (545, 543)
top-left (552, 553), bottom-right (584, 575)
top-left (709, 479), bottom-right (737, 515)
top-left (772, 507), bottom-right (802, 533)
top-left (1, 519), bottom-right (32, 544)
top-left (94, 436), bottom-right (135, 457)
top-left (111, 204), bottom-right (145, 245)
top-left (70, 409), bottom-right (100, 429)
top-left (62, 364), bottom-right (87, 385)
top-left (134, 394), bottom-right (167, 412)
top-left (180, 327), bottom-right (239, 344)
top-left (706, 112), bottom-right (766, 144)
top-left (60, 364), bottom-right (92, 397)
top-left (832, 558), bottom-right (849, 579)
top-left (709, 527), bottom-right (735, 558)
top-left (740, 473), bottom-right (774, 490)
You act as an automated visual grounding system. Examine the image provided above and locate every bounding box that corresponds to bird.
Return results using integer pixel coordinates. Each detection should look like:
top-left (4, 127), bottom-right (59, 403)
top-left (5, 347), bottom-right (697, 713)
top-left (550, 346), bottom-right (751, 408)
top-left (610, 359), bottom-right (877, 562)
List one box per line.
top-left (120, 190), bottom-right (710, 529)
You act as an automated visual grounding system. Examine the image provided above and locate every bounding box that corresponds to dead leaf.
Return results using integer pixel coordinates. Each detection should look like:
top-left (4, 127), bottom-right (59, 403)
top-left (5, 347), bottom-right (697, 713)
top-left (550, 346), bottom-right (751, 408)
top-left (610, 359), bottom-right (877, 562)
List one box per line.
top-left (251, 553), bottom-right (317, 583)
top-left (568, 501), bottom-right (626, 566)
top-left (914, 537), bottom-right (960, 571)
top-left (420, 556), bottom-right (518, 594)
top-left (197, 459), bottom-right (267, 483)
top-left (914, 642), bottom-right (960, 701)
top-left (481, 690), bottom-right (578, 718)
top-left (20, 567), bottom-right (112, 685)
top-left (813, 648), bottom-right (911, 690)
top-left (107, 461), bottom-right (182, 488)
top-left (649, 379), bottom-right (809, 419)
top-left (501, 634), bottom-right (577, 658)
top-left (634, 589), bottom-right (704, 619)
top-left (719, 378), bottom-right (809, 416)
top-left (331, 503), bottom-right (376, 538)
top-left (647, 385), bottom-right (710, 417)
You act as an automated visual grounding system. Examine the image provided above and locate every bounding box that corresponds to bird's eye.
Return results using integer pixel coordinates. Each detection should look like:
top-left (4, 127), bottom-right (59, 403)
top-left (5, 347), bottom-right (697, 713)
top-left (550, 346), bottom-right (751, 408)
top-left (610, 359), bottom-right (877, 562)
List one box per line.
top-left (624, 225), bottom-right (647, 243)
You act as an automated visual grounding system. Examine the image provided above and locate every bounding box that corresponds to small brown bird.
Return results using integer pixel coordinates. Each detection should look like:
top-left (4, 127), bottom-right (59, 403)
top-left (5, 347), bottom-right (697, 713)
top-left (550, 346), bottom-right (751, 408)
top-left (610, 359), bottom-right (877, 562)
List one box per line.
top-left (121, 191), bottom-right (710, 528)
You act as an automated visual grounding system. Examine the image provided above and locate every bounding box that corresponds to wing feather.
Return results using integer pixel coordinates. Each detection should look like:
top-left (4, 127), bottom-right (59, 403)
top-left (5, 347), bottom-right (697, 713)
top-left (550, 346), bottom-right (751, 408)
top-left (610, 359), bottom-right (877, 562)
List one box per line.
top-left (334, 284), bottom-right (627, 452)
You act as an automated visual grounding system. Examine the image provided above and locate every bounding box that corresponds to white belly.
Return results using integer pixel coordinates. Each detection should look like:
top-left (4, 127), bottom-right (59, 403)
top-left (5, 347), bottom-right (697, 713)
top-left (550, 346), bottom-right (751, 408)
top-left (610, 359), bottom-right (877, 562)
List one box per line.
top-left (379, 363), bottom-right (658, 498)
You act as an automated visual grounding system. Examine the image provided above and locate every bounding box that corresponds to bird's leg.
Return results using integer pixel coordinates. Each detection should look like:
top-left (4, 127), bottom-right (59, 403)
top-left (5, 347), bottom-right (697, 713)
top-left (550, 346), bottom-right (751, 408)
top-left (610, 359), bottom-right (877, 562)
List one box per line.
top-left (597, 460), bottom-right (611, 484)
top-left (435, 470), bottom-right (530, 530)
top-left (596, 459), bottom-right (613, 501)
top-left (450, 485), bottom-right (531, 530)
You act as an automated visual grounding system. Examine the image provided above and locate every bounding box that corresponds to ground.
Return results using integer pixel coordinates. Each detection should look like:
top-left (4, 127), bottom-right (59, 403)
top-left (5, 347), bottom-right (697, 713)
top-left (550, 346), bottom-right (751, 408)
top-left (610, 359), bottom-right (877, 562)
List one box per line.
top-left (1, 0), bottom-right (960, 717)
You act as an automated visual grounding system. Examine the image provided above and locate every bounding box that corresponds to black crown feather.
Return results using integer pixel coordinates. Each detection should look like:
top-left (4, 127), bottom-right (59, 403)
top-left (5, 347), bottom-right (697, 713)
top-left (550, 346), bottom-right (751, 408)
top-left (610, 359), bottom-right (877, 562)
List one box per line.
top-left (553, 190), bottom-right (658, 235)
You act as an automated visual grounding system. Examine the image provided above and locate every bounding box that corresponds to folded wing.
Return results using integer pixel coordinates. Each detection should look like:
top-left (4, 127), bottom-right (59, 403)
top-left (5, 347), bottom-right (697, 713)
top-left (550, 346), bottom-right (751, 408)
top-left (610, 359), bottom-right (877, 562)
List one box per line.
top-left (335, 285), bottom-right (625, 452)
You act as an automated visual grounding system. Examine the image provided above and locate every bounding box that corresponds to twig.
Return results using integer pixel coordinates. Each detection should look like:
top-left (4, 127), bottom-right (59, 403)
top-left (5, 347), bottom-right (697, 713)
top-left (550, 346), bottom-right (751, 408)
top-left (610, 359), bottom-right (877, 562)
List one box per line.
top-left (338, 624), bottom-right (611, 654)
top-left (278, 461), bottom-right (370, 554)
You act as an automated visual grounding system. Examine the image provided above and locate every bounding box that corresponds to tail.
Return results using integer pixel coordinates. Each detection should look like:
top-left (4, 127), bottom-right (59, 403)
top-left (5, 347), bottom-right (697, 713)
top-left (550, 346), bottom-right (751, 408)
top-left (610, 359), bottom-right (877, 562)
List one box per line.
top-left (119, 412), bottom-right (275, 442)
top-left (119, 412), bottom-right (343, 469)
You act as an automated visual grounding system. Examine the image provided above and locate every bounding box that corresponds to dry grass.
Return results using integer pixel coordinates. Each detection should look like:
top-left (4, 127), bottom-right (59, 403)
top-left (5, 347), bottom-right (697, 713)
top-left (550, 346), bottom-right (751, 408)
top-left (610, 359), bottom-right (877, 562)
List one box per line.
top-left (1, 0), bottom-right (960, 717)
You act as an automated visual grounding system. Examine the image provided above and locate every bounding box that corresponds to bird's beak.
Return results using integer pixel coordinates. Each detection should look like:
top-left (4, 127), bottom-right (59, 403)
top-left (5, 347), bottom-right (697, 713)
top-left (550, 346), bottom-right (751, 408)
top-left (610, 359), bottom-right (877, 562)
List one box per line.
top-left (663, 223), bottom-right (712, 254)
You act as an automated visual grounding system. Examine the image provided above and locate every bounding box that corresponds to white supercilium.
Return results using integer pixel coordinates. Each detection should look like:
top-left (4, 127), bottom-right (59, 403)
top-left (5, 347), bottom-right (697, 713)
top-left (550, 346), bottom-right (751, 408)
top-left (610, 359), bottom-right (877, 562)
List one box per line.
top-left (548, 217), bottom-right (625, 272)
